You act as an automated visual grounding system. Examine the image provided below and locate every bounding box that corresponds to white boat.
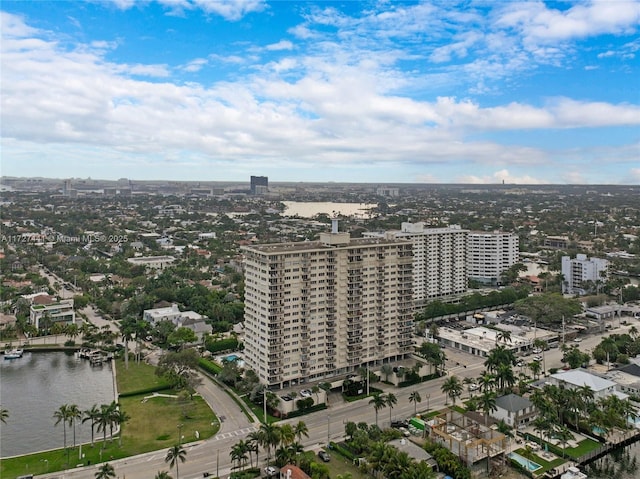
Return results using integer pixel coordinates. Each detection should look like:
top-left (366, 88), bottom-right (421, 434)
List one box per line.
top-left (4, 348), bottom-right (24, 359)
top-left (561, 466), bottom-right (588, 479)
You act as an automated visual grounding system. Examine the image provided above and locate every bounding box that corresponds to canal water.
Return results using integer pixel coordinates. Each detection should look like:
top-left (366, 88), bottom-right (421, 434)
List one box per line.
top-left (0, 351), bottom-right (115, 458)
top-left (584, 441), bottom-right (640, 479)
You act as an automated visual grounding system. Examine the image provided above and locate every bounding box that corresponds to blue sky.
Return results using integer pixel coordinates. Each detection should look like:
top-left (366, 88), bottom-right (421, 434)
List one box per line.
top-left (1, 0), bottom-right (639, 184)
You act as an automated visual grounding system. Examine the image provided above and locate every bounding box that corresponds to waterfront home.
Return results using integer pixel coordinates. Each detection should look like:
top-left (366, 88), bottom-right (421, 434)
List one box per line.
top-left (548, 369), bottom-right (628, 400)
top-left (492, 393), bottom-right (537, 429)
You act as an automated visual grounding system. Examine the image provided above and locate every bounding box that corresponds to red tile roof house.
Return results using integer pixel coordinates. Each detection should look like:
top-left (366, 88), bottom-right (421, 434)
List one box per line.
top-left (279, 465), bottom-right (311, 479)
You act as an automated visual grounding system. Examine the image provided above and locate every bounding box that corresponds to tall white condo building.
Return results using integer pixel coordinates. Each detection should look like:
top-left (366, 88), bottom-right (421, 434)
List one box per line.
top-left (242, 220), bottom-right (414, 388)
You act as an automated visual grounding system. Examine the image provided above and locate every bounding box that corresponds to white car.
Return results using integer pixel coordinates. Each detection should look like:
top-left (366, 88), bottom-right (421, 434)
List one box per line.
top-left (573, 337), bottom-right (582, 343)
top-left (265, 466), bottom-right (277, 477)
top-left (533, 355), bottom-right (543, 362)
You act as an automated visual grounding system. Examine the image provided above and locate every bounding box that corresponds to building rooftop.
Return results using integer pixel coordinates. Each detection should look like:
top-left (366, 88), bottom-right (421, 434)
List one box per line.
top-left (550, 369), bottom-right (616, 392)
top-left (495, 393), bottom-right (533, 413)
top-left (243, 235), bottom-right (410, 253)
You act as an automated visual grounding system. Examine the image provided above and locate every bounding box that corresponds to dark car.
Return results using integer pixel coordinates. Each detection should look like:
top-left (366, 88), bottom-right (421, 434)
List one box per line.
top-left (391, 420), bottom-right (409, 428)
top-left (318, 450), bottom-right (331, 462)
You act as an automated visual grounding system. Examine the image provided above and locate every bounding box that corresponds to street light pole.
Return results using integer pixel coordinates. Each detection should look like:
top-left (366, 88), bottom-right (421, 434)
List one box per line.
top-left (426, 393), bottom-right (430, 411)
top-left (327, 415), bottom-right (331, 443)
top-left (178, 423), bottom-right (183, 445)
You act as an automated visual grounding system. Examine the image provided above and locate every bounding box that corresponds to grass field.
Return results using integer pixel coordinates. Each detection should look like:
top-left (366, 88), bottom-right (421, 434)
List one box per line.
top-left (116, 358), bottom-right (171, 394)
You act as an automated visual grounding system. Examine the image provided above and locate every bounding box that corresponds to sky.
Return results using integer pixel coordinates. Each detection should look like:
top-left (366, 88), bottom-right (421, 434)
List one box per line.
top-left (1, 0), bottom-right (639, 185)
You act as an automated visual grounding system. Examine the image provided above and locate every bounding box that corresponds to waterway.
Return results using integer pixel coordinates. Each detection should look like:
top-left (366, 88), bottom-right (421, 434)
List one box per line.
top-left (584, 441), bottom-right (640, 479)
top-left (0, 351), bottom-right (115, 458)
top-left (281, 201), bottom-right (377, 218)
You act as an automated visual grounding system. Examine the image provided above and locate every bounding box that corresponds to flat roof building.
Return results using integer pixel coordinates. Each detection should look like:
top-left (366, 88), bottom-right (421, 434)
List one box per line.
top-left (467, 231), bottom-right (519, 285)
top-left (242, 219), bottom-right (414, 388)
top-left (364, 223), bottom-right (468, 307)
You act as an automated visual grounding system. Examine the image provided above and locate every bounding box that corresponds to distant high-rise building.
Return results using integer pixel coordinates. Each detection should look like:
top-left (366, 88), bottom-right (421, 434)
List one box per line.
top-left (250, 176), bottom-right (268, 195)
top-left (63, 179), bottom-right (72, 196)
top-left (242, 219), bottom-right (414, 388)
top-left (364, 223), bottom-right (468, 307)
top-left (467, 231), bottom-right (519, 285)
top-left (561, 254), bottom-right (609, 295)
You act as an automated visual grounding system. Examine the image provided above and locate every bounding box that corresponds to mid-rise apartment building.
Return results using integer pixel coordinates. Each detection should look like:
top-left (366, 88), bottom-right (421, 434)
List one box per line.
top-left (242, 220), bottom-right (414, 388)
top-left (364, 223), bottom-right (468, 307)
top-left (29, 297), bottom-right (75, 329)
top-left (467, 231), bottom-right (519, 285)
top-left (561, 253), bottom-right (609, 295)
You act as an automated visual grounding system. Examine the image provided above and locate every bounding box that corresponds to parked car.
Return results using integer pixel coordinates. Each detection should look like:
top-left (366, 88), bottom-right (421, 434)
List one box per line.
top-left (391, 419), bottom-right (409, 428)
top-left (398, 427), bottom-right (411, 437)
top-left (265, 466), bottom-right (277, 477)
top-left (573, 337), bottom-right (582, 343)
top-left (318, 450), bottom-right (331, 462)
top-left (533, 355), bottom-right (543, 362)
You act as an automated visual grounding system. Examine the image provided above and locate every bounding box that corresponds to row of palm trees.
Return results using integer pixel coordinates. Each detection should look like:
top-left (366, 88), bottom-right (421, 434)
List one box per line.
top-left (230, 420), bottom-right (310, 472)
top-left (53, 401), bottom-right (130, 456)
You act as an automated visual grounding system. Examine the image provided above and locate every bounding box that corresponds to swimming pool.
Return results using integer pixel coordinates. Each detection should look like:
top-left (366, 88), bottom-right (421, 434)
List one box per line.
top-left (225, 354), bottom-right (239, 362)
top-left (509, 452), bottom-right (543, 472)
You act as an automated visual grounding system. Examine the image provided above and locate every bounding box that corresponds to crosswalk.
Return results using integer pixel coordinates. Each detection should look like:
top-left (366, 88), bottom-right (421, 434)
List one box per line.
top-left (213, 426), bottom-right (258, 441)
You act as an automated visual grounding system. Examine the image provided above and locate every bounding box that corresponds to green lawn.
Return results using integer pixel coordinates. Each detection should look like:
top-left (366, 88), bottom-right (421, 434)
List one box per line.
top-left (116, 358), bottom-right (171, 394)
top-left (563, 438), bottom-right (601, 459)
top-left (323, 452), bottom-right (369, 479)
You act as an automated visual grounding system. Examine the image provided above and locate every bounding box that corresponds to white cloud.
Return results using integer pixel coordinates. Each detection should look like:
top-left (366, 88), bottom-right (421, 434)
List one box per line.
top-left (497, 0), bottom-right (640, 43)
top-left (1, 5), bottom-right (638, 183)
top-left (265, 40), bottom-right (293, 51)
top-left (181, 58), bottom-right (208, 72)
top-left (190, 0), bottom-right (266, 21)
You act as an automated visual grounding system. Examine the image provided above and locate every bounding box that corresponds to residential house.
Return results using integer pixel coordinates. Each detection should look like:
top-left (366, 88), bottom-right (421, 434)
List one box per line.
top-left (492, 393), bottom-right (537, 429)
top-left (548, 369), bottom-right (627, 400)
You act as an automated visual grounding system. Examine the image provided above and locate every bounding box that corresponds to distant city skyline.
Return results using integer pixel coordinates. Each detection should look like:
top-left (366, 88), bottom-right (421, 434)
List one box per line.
top-left (1, 1), bottom-right (639, 184)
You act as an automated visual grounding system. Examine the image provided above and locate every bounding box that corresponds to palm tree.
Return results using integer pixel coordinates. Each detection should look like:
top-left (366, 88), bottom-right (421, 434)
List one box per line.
top-left (95, 462), bottom-right (116, 479)
top-left (53, 404), bottom-right (72, 451)
top-left (495, 329), bottom-right (512, 345)
top-left (478, 371), bottom-right (496, 392)
top-left (247, 430), bottom-right (262, 466)
top-left (279, 423), bottom-right (295, 446)
top-left (230, 440), bottom-right (249, 471)
top-left (479, 390), bottom-right (497, 426)
top-left (408, 391), bottom-right (421, 416)
top-left (441, 375), bottom-right (463, 405)
top-left (293, 420), bottom-right (309, 443)
top-left (529, 360), bottom-right (542, 379)
top-left (68, 404), bottom-right (81, 448)
top-left (369, 393), bottom-right (387, 427)
top-left (97, 403), bottom-right (113, 448)
top-left (386, 393), bottom-right (398, 425)
top-left (258, 422), bottom-right (281, 466)
top-left (83, 404), bottom-right (101, 446)
top-left (555, 425), bottom-right (575, 458)
top-left (165, 444), bottom-right (187, 479)
top-left (112, 407), bottom-right (130, 447)
top-left (0, 407), bottom-right (8, 423)
top-left (155, 472), bottom-right (173, 479)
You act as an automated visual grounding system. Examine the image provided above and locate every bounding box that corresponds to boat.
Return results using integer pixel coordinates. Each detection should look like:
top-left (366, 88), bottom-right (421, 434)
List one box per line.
top-left (561, 466), bottom-right (587, 479)
top-left (4, 348), bottom-right (24, 359)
